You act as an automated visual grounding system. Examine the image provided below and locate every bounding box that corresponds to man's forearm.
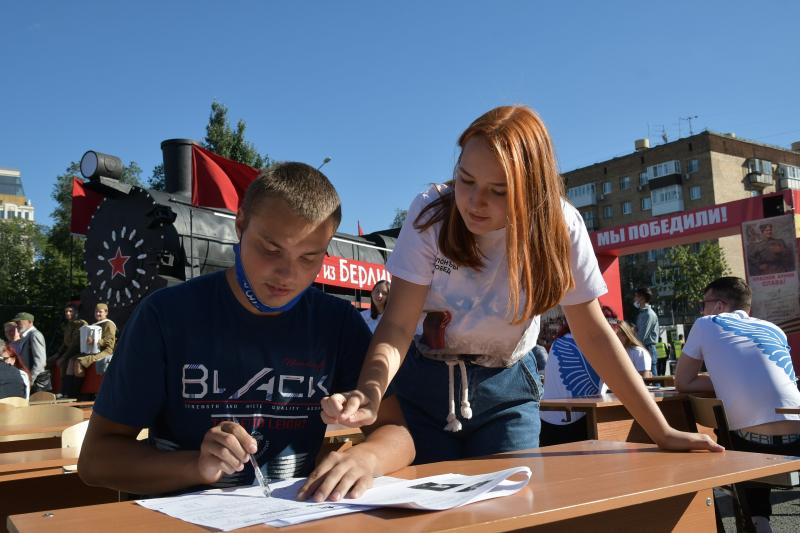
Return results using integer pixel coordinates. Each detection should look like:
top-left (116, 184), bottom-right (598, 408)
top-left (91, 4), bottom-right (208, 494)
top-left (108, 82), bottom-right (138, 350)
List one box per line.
top-left (79, 434), bottom-right (205, 494)
top-left (354, 423), bottom-right (415, 477)
top-left (676, 374), bottom-right (714, 393)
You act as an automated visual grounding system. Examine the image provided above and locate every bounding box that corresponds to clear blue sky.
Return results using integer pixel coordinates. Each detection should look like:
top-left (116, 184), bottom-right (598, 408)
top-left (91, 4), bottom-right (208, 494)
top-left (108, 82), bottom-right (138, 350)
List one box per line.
top-left (3, 1), bottom-right (799, 235)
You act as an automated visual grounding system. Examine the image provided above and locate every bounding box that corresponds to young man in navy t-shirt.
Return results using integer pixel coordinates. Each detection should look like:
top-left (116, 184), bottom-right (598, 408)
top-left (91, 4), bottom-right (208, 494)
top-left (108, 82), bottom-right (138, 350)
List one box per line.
top-left (79, 162), bottom-right (414, 502)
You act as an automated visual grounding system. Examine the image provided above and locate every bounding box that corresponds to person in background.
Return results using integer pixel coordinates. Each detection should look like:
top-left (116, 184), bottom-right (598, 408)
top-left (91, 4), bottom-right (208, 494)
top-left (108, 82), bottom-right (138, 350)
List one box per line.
top-left (47, 303), bottom-right (87, 391)
top-left (654, 338), bottom-right (668, 376)
top-left (3, 321), bottom-right (22, 355)
top-left (675, 276), bottom-right (800, 533)
top-left (539, 306), bottom-right (619, 446)
top-left (62, 303), bottom-right (117, 397)
top-left (613, 321), bottom-right (652, 379)
top-left (361, 280), bottom-right (391, 333)
top-left (531, 343), bottom-right (548, 377)
top-left (13, 312), bottom-right (49, 393)
top-left (633, 287), bottom-right (659, 376)
top-left (0, 339), bottom-right (30, 399)
top-left (672, 334), bottom-right (684, 360)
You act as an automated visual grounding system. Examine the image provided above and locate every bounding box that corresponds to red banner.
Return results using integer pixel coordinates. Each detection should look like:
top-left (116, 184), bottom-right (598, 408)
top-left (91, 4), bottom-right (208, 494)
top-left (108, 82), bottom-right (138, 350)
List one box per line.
top-left (70, 178), bottom-right (104, 235)
top-left (315, 256), bottom-right (391, 290)
top-left (191, 145), bottom-right (260, 211)
top-left (589, 193), bottom-right (777, 254)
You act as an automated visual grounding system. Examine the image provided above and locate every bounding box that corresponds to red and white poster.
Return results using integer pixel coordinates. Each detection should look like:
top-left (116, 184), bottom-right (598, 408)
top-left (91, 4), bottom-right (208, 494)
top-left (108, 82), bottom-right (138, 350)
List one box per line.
top-left (742, 214), bottom-right (800, 328)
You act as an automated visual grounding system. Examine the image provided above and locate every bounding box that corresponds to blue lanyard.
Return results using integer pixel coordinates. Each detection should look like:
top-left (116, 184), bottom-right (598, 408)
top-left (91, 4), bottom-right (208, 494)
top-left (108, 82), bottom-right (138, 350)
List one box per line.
top-left (233, 243), bottom-right (307, 313)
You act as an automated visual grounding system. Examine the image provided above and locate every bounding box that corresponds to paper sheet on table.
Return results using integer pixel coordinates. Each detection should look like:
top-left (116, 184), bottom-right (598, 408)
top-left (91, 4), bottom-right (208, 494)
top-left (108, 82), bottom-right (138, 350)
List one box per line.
top-left (267, 466), bottom-right (532, 527)
top-left (136, 466), bottom-right (531, 531)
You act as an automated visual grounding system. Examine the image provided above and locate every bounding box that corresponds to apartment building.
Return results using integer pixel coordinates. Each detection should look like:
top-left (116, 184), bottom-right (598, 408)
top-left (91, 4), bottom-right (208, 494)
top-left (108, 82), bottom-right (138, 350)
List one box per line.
top-left (562, 131), bottom-right (800, 323)
top-left (0, 167), bottom-right (35, 222)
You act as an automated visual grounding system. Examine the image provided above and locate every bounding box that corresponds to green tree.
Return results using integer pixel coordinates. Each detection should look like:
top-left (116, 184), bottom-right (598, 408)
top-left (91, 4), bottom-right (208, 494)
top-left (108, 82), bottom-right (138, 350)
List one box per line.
top-left (0, 218), bottom-right (43, 305)
top-left (656, 242), bottom-right (730, 325)
top-left (390, 208), bottom-right (407, 229)
top-left (204, 101), bottom-right (271, 168)
top-left (148, 163), bottom-right (166, 191)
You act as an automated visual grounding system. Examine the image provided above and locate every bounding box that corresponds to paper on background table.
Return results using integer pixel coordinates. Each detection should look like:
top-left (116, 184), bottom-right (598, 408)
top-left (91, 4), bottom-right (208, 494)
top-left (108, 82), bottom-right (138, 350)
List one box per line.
top-left (136, 466), bottom-right (532, 531)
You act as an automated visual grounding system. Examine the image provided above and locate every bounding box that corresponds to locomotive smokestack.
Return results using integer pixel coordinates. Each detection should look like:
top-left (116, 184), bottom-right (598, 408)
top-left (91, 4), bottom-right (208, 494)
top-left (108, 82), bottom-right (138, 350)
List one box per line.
top-left (160, 139), bottom-right (198, 198)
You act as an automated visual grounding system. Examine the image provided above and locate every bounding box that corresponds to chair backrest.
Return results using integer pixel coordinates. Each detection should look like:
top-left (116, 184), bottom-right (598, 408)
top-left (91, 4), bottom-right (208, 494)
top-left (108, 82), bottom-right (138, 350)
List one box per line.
top-left (688, 395), bottom-right (733, 449)
top-left (61, 420), bottom-right (90, 451)
top-left (29, 391), bottom-right (57, 403)
top-left (0, 396), bottom-right (29, 407)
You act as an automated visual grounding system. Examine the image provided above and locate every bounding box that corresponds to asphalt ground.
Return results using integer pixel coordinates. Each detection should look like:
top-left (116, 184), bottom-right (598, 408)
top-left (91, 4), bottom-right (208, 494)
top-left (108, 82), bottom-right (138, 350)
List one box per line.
top-left (717, 486), bottom-right (800, 532)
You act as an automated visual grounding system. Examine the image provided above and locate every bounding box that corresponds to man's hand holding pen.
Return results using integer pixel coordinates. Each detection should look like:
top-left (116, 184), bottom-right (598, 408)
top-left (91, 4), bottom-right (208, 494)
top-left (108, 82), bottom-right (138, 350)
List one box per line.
top-left (197, 421), bottom-right (259, 485)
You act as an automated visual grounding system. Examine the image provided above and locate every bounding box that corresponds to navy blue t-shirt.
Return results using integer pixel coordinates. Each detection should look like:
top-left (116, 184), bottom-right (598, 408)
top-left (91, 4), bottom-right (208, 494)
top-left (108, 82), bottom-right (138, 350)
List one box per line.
top-left (94, 271), bottom-right (370, 486)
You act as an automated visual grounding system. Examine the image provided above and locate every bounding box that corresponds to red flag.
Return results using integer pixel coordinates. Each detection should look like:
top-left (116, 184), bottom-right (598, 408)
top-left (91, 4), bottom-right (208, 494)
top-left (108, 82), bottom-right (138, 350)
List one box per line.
top-left (191, 145), bottom-right (260, 211)
top-left (357, 221), bottom-right (364, 236)
top-left (70, 178), bottom-right (104, 235)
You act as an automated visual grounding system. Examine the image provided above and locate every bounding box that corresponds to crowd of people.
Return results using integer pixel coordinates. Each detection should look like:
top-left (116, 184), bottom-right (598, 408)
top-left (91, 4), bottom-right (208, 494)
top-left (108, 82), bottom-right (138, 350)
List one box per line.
top-left (3, 104), bottom-right (796, 533)
top-left (0, 303), bottom-right (117, 401)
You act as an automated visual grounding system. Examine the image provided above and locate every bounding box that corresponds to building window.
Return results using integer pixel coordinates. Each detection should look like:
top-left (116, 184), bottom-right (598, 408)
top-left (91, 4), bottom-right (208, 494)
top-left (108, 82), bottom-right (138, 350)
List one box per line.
top-left (641, 197), bottom-right (651, 211)
top-left (619, 176), bottom-right (631, 191)
top-left (622, 201), bottom-right (632, 215)
top-left (690, 186), bottom-right (701, 200)
top-left (651, 185), bottom-right (685, 216)
top-left (602, 181), bottom-right (612, 195)
top-left (747, 158), bottom-right (773, 175)
top-left (645, 160), bottom-right (682, 180)
top-left (686, 159), bottom-right (699, 173)
top-left (603, 205), bottom-right (613, 218)
top-left (648, 250), bottom-right (657, 262)
top-left (639, 172), bottom-right (648, 186)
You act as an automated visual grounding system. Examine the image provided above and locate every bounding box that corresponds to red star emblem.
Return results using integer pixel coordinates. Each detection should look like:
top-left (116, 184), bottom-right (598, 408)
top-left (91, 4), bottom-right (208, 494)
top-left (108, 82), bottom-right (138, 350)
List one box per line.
top-left (108, 247), bottom-right (131, 279)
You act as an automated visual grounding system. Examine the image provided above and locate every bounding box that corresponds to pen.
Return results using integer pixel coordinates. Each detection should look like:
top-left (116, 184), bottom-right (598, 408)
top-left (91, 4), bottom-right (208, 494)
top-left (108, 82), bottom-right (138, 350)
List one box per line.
top-left (231, 416), bottom-right (271, 497)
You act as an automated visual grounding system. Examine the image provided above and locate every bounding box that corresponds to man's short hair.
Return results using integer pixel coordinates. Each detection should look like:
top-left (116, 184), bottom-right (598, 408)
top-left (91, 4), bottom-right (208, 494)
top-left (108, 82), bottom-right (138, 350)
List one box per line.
top-left (635, 287), bottom-right (653, 303)
top-left (239, 162), bottom-right (342, 230)
top-left (703, 276), bottom-right (751, 311)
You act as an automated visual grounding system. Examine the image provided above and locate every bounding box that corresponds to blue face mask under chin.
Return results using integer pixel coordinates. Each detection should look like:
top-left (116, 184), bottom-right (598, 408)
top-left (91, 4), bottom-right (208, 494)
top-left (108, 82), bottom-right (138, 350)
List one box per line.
top-left (233, 243), bottom-right (308, 313)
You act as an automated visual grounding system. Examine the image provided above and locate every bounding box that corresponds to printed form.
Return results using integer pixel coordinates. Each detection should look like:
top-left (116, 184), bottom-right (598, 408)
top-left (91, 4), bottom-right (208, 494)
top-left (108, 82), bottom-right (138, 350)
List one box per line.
top-left (136, 466), bottom-right (531, 530)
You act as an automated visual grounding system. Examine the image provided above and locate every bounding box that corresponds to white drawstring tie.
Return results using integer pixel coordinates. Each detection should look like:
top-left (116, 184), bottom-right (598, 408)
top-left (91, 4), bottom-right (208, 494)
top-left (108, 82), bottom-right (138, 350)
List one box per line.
top-left (444, 359), bottom-right (472, 432)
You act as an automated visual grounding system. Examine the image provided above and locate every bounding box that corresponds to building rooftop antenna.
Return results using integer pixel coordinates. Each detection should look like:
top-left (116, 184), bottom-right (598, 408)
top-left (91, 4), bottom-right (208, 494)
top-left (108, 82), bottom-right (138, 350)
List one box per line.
top-left (680, 115), bottom-right (699, 136)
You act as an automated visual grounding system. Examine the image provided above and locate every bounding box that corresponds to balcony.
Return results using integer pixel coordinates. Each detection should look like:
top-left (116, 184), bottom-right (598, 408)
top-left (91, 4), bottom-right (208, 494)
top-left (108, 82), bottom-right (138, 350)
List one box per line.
top-left (747, 172), bottom-right (773, 189)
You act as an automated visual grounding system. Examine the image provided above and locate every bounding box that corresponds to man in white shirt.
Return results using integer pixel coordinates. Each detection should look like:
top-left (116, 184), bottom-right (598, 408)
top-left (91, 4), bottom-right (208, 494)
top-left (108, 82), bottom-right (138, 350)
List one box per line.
top-left (675, 276), bottom-right (800, 532)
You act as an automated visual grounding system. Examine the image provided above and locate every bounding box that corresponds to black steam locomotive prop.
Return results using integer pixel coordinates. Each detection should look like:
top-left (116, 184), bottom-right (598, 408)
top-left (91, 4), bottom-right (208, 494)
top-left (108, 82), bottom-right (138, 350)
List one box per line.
top-left (76, 139), bottom-right (396, 329)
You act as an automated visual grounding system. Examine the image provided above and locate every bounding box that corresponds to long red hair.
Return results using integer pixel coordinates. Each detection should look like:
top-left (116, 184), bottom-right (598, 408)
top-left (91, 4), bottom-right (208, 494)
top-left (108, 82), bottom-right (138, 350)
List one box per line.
top-left (416, 105), bottom-right (574, 323)
top-left (2, 344), bottom-right (31, 382)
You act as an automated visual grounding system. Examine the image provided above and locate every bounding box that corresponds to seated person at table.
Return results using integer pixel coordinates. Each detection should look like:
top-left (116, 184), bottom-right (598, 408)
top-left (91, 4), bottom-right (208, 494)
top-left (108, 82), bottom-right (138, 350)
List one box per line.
top-left (79, 163), bottom-right (415, 501)
top-left (613, 320), bottom-right (652, 379)
top-left (47, 303), bottom-right (88, 389)
top-left (0, 339), bottom-right (29, 399)
top-left (62, 303), bottom-right (117, 397)
top-left (675, 276), bottom-right (800, 530)
top-left (539, 306), bottom-right (617, 446)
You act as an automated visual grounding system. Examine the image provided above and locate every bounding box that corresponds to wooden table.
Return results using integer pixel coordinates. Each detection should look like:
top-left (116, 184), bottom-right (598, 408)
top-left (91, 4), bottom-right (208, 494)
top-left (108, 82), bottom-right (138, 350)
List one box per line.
top-left (9, 440), bottom-right (800, 533)
top-left (540, 391), bottom-right (698, 443)
top-left (0, 423), bottom-right (77, 439)
top-left (776, 407), bottom-right (800, 415)
top-left (644, 375), bottom-right (676, 387)
top-left (0, 448), bottom-right (79, 482)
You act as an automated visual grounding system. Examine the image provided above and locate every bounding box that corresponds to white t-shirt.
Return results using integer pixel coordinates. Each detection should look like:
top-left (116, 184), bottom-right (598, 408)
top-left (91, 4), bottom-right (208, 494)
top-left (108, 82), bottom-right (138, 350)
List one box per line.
top-left (360, 309), bottom-right (381, 333)
top-left (541, 333), bottom-right (608, 425)
top-left (386, 184), bottom-right (607, 367)
top-left (682, 310), bottom-right (800, 430)
top-left (626, 346), bottom-right (652, 373)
